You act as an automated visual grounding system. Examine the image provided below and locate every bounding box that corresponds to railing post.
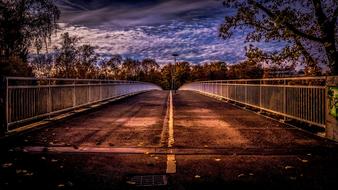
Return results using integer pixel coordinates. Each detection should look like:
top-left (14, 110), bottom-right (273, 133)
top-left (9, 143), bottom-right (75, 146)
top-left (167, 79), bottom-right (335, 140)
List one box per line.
top-left (99, 81), bottom-right (102, 101)
top-left (5, 77), bottom-right (8, 132)
top-left (245, 81), bottom-right (248, 105)
top-left (259, 80), bottom-right (262, 113)
top-left (73, 80), bottom-right (76, 109)
top-left (48, 79), bottom-right (51, 119)
top-left (227, 81), bottom-right (229, 100)
top-left (0, 76), bottom-right (8, 134)
top-left (326, 76), bottom-right (338, 141)
top-left (283, 79), bottom-right (287, 121)
top-left (88, 81), bottom-right (91, 103)
top-left (221, 81), bottom-right (223, 97)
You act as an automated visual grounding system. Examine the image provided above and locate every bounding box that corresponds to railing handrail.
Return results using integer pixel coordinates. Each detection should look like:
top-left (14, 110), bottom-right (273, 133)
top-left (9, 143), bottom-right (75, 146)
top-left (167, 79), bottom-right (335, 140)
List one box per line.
top-left (6, 76), bottom-right (153, 84)
top-left (195, 76), bottom-right (328, 83)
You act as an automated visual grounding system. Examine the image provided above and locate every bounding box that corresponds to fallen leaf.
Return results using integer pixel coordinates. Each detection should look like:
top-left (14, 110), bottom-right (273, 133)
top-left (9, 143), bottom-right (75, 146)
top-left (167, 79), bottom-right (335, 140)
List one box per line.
top-left (126, 181), bottom-right (136, 185)
top-left (2, 163), bottom-right (13, 168)
top-left (24, 172), bottom-right (34, 176)
top-left (16, 169), bottom-right (28, 174)
top-left (301, 159), bottom-right (309, 163)
top-left (214, 158), bottom-right (221, 162)
top-left (57, 184), bottom-right (65, 188)
top-left (285, 166), bottom-right (295, 170)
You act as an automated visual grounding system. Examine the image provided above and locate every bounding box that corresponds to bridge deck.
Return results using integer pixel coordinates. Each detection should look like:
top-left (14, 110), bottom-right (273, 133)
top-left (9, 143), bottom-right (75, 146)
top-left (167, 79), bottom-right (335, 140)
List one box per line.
top-left (0, 90), bottom-right (337, 190)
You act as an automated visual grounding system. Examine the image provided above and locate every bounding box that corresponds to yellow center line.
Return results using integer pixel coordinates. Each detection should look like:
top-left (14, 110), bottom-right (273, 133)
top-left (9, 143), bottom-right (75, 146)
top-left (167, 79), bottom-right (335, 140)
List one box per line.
top-left (166, 154), bottom-right (176, 173)
top-left (166, 90), bottom-right (176, 174)
top-left (168, 90), bottom-right (174, 147)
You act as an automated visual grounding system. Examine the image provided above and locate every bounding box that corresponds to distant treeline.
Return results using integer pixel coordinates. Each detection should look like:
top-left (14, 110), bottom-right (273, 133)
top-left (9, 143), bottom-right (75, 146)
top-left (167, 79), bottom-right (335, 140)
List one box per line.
top-left (6, 32), bottom-right (306, 90)
top-left (27, 32), bottom-right (277, 89)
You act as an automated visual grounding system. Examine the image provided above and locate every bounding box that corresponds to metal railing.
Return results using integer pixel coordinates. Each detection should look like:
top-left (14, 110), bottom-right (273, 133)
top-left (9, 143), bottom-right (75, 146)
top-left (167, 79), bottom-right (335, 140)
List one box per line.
top-left (180, 77), bottom-right (328, 128)
top-left (4, 77), bottom-right (161, 131)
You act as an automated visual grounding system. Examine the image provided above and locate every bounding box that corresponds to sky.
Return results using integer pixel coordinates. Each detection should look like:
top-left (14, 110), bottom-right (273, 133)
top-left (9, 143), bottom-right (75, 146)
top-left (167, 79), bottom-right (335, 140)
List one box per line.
top-left (52, 0), bottom-right (283, 64)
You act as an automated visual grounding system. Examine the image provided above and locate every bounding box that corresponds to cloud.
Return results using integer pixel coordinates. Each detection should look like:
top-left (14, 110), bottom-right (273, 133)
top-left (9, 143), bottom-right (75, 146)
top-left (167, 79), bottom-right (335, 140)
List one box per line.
top-left (49, 0), bottom-right (285, 64)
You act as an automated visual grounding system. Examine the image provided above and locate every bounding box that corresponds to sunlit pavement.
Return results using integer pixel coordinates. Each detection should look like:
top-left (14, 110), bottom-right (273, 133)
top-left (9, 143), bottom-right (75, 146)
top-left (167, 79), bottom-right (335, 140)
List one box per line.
top-left (1, 90), bottom-right (338, 190)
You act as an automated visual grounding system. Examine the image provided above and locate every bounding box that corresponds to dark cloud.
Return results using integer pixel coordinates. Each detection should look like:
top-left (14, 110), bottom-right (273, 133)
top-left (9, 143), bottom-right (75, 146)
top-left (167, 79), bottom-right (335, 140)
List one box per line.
top-left (56, 0), bottom-right (221, 26)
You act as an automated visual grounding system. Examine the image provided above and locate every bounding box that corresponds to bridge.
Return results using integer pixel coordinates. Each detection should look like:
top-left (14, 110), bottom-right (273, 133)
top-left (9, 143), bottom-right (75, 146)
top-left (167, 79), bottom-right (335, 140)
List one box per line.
top-left (0, 76), bottom-right (338, 190)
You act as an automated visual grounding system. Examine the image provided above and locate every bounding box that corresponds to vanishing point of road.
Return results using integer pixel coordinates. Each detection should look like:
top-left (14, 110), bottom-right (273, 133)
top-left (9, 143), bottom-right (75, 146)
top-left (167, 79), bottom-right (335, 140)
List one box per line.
top-left (1, 90), bottom-right (338, 190)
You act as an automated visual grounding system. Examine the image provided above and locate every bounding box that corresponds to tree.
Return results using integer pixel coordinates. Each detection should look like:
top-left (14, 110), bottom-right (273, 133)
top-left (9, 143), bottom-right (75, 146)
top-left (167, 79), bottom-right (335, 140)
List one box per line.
top-left (262, 64), bottom-right (297, 78)
top-left (0, 0), bottom-right (60, 76)
top-left (76, 44), bottom-right (97, 78)
top-left (160, 64), bottom-right (172, 90)
top-left (220, 0), bottom-right (338, 75)
top-left (140, 58), bottom-right (160, 82)
top-left (100, 54), bottom-right (122, 79)
top-left (30, 53), bottom-right (54, 78)
top-left (54, 33), bottom-right (79, 78)
top-left (174, 61), bottom-right (191, 89)
top-left (191, 64), bottom-right (207, 81)
top-left (228, 60), bottom-right (263, 79)
top-left (120, 58), bottom-right (140, 80)
top-left (204, 61), bottom-right (228, 80)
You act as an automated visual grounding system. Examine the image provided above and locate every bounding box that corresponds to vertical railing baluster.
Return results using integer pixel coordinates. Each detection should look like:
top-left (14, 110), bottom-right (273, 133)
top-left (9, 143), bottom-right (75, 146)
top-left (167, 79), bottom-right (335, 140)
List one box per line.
top-left (88, 81), bottom-right (90, 104)
top-left (5, 77), bottom-right (9, 132)
top-left (227, 81), bottom-right (229, 100)
top-left (283, 79), bottom-right (287, 121)
top-left (100, 81), bottom-right (102, 101)
top-left (48, 79), bottom-right (51, 119)
top-left (245, 81), bottom-right (247, 104)
top-left (73, 80), bottom-right (76, 109)
top-left (259, 80), bottom-right (262, 112)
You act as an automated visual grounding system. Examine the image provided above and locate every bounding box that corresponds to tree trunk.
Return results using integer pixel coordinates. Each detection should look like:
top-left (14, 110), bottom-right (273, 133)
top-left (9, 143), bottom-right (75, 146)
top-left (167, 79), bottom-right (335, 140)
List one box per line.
top-left (311, 0), bottom-right (337, 75)
top-left (325, 43), bottom-right (338, 75)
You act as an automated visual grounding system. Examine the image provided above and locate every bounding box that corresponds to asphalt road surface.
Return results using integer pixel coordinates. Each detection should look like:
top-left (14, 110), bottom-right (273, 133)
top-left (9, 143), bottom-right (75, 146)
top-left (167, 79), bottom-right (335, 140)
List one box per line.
top-left (0, 90), bottom-right (338, 190)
